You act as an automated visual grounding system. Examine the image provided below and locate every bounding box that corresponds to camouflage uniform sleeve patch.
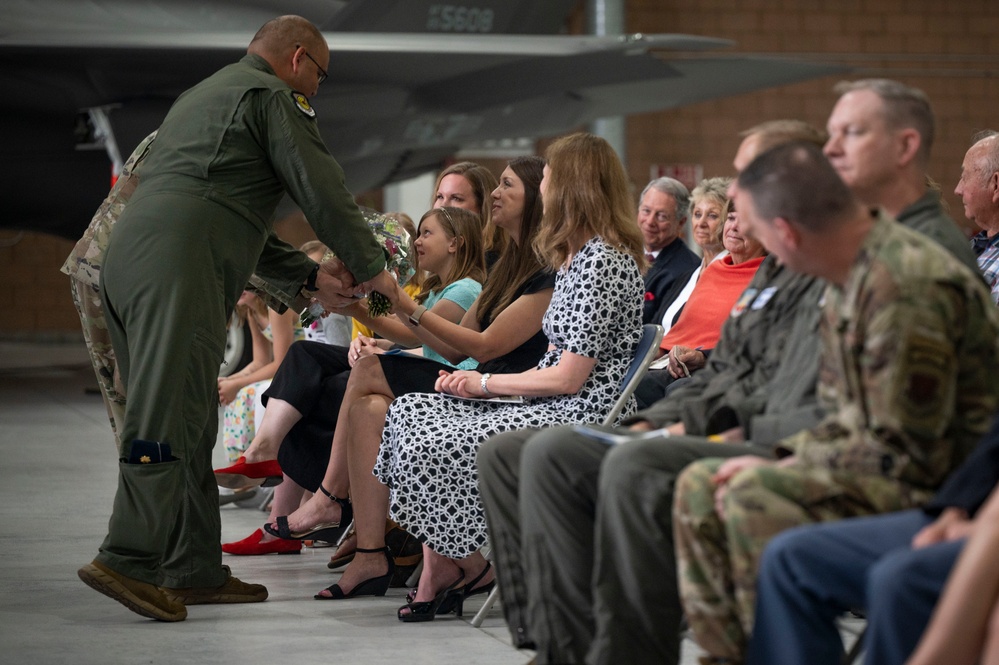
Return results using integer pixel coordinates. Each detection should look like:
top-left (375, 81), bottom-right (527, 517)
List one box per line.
top-left (898, 331), bottom-right (951, 410)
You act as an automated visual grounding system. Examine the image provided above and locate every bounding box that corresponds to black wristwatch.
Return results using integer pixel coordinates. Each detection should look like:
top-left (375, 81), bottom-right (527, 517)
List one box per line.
top-left (304, 263), bottom-right (320, 291)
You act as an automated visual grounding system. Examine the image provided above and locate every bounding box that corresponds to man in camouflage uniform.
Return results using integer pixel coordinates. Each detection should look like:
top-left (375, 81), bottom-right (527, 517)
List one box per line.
top-left (61, 132), bottom-right (157, 452)
top-left (77, 15), bottom-right (396, 622)
top-left (672, 142), bottom-right (999, 664)
top-left (62, 134), bottom-right (320, 454)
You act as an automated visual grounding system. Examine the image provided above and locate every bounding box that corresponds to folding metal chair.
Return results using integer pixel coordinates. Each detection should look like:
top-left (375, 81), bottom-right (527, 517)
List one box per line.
top-left (470, 323), bottom-right (665, 627)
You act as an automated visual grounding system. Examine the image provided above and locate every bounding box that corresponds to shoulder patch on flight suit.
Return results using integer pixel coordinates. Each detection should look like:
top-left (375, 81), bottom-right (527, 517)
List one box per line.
top-left (730, 288), bottom-right (758, 318)
top-left (751, 286), bottom-right (778, 310)
top-left (291, 92), bottom-right (316, 118)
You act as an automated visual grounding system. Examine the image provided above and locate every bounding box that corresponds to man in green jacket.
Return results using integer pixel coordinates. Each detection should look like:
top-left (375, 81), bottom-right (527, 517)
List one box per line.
top-left (78, 15), bottom-right (395, 622)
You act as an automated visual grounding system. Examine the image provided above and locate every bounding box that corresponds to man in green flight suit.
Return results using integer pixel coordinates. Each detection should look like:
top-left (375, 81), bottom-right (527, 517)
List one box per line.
top-left (77, 15), bottom-right (396, 622)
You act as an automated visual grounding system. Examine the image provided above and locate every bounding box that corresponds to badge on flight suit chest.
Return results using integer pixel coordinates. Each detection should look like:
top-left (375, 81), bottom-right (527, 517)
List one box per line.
top-left (292, 92), bottom-right (316, 118)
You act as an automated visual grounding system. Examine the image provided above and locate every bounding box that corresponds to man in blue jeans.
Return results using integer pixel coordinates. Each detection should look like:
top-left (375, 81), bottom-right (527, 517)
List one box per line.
top-left (748, 413), bottom-right (999, 665)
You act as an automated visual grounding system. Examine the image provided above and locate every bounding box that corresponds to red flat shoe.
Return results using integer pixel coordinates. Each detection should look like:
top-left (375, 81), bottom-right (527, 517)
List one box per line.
top-left (222, 528), bottom-right (301, 555)
top-left (215, 456), bottom-right (283, 489)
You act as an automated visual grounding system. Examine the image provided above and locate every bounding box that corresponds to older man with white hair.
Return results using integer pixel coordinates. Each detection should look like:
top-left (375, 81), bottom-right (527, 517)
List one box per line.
top-left (957, 130), bottom-right (999, 303)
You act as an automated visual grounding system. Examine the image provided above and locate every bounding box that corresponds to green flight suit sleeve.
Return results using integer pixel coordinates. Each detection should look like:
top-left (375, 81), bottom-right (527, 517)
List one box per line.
top-left (259, 90), bottom-right (386, 283)
top-left (252, 232), bottom-right (314, 304)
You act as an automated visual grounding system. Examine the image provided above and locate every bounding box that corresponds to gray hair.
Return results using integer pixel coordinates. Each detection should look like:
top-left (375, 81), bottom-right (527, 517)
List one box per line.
top-left (971, 130), bottom-right (999, 181)
top-left (833, 78), bottom-right (935, 162)
top-left (641, 177), bottom-right (691, 223)
top-left (689, 177), bottom-right (733, 218)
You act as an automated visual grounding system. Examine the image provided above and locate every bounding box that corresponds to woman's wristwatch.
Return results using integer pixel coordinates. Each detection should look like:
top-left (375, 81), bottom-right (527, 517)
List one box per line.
top-left (408, 305), bottom-right (427, 326)
top-left (480, 373), bottom-right (492, 396)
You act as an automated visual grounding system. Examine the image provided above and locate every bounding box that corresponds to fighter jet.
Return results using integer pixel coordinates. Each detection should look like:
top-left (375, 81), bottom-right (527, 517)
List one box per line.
top-left (0, 0), bottom-right (845, 239)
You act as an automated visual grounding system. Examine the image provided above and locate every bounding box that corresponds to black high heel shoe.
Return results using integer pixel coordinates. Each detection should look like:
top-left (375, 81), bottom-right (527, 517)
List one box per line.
top-left (430, 561), bottom-right (496, 617)
top-left (397, 572), bottom-right (464, 623)
top-left (406, 561), bottom-right (496, 617)
top-left (265, 484), bottom-right (353, 543)
top-left (314, 546), bottom-right (394, 600)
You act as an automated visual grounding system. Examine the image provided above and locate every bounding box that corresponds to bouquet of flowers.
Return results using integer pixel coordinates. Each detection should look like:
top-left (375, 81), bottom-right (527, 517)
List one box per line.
top-left (301, 208), bottom-right (416, 326)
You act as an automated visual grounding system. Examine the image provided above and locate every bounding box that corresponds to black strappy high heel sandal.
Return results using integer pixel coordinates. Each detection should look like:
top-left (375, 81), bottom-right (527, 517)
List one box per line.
top-left (407, 561), bottom-right (496, 616)
top-left (429, 561), bottom-right (496, 617)
top-left (397, 572), bottom-right (464, 622)
top-left (314, 546), bottom-right (394, 600)
top-left (454, 561), bottom-right (495, 617)
top-left (264, 484), bottom-right (353, 543)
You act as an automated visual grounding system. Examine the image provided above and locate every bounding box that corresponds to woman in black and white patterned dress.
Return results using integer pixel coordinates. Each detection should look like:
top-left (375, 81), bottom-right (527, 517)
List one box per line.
top-left (384, 132), bottom-right (646, 621)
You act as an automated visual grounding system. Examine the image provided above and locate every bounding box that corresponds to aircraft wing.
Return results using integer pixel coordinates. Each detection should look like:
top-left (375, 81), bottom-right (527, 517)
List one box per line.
top-left (0, 0), bottom-right (846, 238)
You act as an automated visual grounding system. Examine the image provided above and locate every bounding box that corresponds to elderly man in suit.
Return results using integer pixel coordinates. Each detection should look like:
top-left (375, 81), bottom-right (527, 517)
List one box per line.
top-left (637, 177), bottom-right (701, 323)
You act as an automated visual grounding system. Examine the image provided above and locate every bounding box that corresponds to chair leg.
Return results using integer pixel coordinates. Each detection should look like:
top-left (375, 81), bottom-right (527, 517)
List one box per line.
top-left (406, 557), bottom-right (423, 587)
top-left (842, 625), bottom-right (867, 664)
top-left (471, 586), bottom-right (500, 627)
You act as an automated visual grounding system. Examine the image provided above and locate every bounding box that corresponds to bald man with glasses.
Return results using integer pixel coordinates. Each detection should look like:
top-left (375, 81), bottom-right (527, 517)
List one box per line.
top-left (78, 15), bottom-right (397, 622)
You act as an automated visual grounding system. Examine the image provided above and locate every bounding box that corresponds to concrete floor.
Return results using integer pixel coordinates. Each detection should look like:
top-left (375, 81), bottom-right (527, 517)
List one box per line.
top-left (0, 339), bottom-right (803, 665)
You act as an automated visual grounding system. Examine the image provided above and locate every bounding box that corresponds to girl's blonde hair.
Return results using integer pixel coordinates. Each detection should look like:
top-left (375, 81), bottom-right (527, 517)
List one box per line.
top-left (414, 206), bottom-right (486, 303)
top-left (233, 290), bottom-right (267, 326)
top-left (533, 133), bottom-right (646, 271)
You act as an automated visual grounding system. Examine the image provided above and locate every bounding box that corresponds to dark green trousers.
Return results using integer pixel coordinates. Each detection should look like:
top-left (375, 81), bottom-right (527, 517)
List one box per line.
top-left (479, 426), bottom-right (769, 665)
top-left (98, 192), bottom-right (266, 588)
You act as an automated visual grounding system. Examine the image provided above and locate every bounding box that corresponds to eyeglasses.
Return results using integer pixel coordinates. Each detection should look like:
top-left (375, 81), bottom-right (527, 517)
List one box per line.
top-left (303, 50), bottom-right (328, 86)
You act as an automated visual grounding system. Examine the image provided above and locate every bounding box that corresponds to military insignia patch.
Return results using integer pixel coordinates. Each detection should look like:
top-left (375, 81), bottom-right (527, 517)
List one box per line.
top-left (292, 92), bottom-right (316, 118)
top-left (730, 288), bottom-right (758, 317)
top-left (751, 286), bottom-right (778, 310)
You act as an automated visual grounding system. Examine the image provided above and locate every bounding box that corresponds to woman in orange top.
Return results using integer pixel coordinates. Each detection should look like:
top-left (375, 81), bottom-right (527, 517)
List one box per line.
top-left (639, 203), bottom-right (767, 404)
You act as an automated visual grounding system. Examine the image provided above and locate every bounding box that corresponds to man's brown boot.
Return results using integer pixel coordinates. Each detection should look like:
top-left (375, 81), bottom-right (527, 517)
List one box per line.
top-left (78, 560), bottom-right (187, 622)
top-left (160, 565), bottom-right (268, 605)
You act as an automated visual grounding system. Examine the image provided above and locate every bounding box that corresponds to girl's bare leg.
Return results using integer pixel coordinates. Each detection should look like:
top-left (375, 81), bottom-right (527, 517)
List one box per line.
top-left (243, 398), bottom-right (303, 463)
top-left (254, 474), bottom-right (306, 543)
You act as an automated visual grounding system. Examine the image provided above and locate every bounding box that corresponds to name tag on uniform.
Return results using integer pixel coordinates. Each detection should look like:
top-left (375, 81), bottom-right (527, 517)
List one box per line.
top-left (751, 286), bottom-right (778, 310)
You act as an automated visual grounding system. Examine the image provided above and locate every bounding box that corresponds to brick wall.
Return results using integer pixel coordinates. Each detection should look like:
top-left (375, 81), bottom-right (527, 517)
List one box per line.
top-left (625, 0), bottom-right (999, 235)
top-left (0, 231), bottom-right (79, 338)
top-left (6, 0), bottom-right (998, 336)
